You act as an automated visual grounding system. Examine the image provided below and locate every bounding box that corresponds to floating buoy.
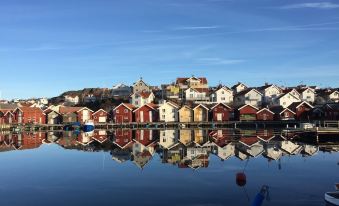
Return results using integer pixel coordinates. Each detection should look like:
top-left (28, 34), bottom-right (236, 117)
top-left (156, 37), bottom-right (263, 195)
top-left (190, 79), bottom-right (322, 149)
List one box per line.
top-left (236, 172), bottom-right (247, 187)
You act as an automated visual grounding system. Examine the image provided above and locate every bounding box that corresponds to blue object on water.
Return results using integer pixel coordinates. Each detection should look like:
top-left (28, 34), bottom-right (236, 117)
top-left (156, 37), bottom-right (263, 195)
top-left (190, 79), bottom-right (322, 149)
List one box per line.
top-left (82, 121), bottom-right (94, 132)
top-left (251, 185), bottom-right (269, 206)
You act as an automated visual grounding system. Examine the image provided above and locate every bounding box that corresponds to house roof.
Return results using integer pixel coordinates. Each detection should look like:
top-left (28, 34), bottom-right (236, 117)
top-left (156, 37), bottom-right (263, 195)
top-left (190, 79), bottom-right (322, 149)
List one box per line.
top-left (288, 101), bottom-right (314, 111)
top-left (59, 106), bottom-right (93, 114)
top-left (239, 136), bottom-right (259, 147)
top-left (162, 101), bottom-right (180, 109)
top-left (231, 82), bottom-right (248, 89)
top-left (179, 105), bottom-right (193, 111)
top-left (237, 104), bottom-right (259, 111)
top-left (92, 109), bottom-right (108, 115)
top-left (15, 106), bottom-right (45, 114)
top-left (210, 102), bottom-right (232, 110)
top-left (234, 88), bottom-right (262, 97)
top-left (277, 92), bottom-right (300, 100)
top-left (257, 108), bottom-right (274, 114)
top-left (139, 91), bottom-right (153, 98)
top-left (269, 106), bottom-right (296, 115)
top-left (176, 77), bottom-right (208, 85)
top-left (193, 104), bottom-right (210, 111)
top-left (133, 103), bottom-right (158, 112)
top-left (113, 103), bottom-right (136, 111)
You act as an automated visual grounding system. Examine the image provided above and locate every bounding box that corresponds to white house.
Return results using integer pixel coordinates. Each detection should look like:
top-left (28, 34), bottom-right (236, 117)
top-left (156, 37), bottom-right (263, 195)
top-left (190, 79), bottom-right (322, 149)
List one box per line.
top-left (298, 87), bottom-right (315, 103)
top-left (64, 95), bottom-right (80, 105)
top-left (258, 84), bottom-right (282, 105)
top-left (214, 142), bottom-right (235, 160)
top-left (231, 82), bottom-right (248, 94)
top-left (210, 86), bottom-right (233, 104)
top-left (274, 92), bottom-right (301, 108)
top-left (158, 101), bottom-right (179, 122)
top-left (233, 89), bottom-right (263, 108)
top-left (130, 92), bottom-right (155, 107)
top-left (83, 94), bottom-right (97, 103)
top-left (159, 130), bottom-right (179, 149)
top-left (112, 83), bottom-right (132, 97)
top-left (185, 88), bottom-right (209, 101)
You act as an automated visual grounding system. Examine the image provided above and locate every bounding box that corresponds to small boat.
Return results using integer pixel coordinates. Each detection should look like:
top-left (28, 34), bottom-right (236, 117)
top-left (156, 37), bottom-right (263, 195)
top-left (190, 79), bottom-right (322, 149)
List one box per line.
top-left (325, 192), bottom-right (339, 205)
top-left (82, 120), bottom-right (95, 132)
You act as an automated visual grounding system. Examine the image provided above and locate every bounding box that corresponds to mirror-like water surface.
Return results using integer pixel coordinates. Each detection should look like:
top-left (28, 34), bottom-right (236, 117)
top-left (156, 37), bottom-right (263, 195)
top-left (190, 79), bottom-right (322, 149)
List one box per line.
top-left (0, 129), bottom-right (338, 206)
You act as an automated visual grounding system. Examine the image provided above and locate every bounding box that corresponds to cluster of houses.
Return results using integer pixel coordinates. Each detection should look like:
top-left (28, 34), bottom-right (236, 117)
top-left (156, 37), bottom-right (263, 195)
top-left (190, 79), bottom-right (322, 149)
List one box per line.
top-left (0, 129), bottom-right (330, 169)
top-left (1, 76), bottom-right (339, 125)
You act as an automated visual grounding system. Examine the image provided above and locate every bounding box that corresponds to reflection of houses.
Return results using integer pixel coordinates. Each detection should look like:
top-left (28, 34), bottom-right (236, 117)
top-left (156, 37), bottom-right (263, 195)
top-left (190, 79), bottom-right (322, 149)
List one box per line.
top-left (13, 132), bottom-right (46, 150)
top-left (237, 136), bottom-right (264, 157)
top-left (256, 108), bottom-right (274, 121)
top-left (179, 130), bottom-right (193, 146)
top-left (134, 130), bottom-right (158, 147)
top-left (178, 105), bottom-right (193, 122)
top-left (111, 148), bottom-right (131, 163)
top-left (257, 130), bottom-right (275, 142)
top-left (263, 141), bottom-right (283, 161)
top-left (280, 141), bottom-right (303, 155)
top-left (113, 129), bottom-right (134, 149)
top-left (92, 130), bottom-right (108, 144)
top-left (193, 130), bottom-right (209, 146)
top-left (302, 144), bottom-right (318, 156)
top-left (131, 141), bottom-right (154, 169)
top-left (212, 140), bottom-right (235, 160)
top-left (76, 131), bottom-right (94, 146)
top-left (270, 106), bottom-right (295, 120)
top-left (159, 130), bottom-right (179, 149)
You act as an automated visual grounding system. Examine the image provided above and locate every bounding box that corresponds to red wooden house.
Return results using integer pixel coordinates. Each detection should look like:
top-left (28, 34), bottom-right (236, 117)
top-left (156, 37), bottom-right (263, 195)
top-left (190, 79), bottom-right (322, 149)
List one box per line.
top-left (92, 109), bottom-right (108, 123)
top-left (12, 107), bottom-right (46, 124)
top-left (270, 106), bottom-right (295, 120)
top-left (113, 103), bottom-right (136, 123)
top-left (134, 103), bottom-right (158, 123)
top-left (210, 103), bottom-right (232, 122)
top-left (288, 101), bottom-right (313, 120)
top-left (235, 104), bottom-right (259, 121)
top-left (256, 108), bottom-right (274, 121)
top-left (322, 103), bottom-right (339, 120)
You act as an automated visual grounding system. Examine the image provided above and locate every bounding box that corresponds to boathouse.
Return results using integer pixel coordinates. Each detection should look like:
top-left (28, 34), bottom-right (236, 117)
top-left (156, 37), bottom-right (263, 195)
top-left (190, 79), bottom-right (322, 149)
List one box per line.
top-left (210, 103), bottom-right (232, 122)
top-left (92, 109), bottom-right (108, 123)
top-left (113, 103), bottom-right (136, 124)
top-left (133, 103), bottom-right (158, 123)
top-left (256, 108), bottom-right (274, 121)
top-left (234, 104), bottom-right (259, 121)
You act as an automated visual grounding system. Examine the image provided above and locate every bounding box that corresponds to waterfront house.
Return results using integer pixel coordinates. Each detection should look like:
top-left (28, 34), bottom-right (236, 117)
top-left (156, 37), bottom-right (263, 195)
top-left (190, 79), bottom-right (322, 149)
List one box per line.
top-left (178, 105), bottom-right (193, 122)
top-left (113, 129), bottom-right (134, 149)
top-left (134, 103), bottom-right (158, 123)
top-left (234, 104), bottom-right (259, 121)
top-left (62, 112), bottom-right (78, 123)
top-left (13, 107), bottom-right (46, 124)
top-left (64, 94), bottom-right (80, 105)
top-left (322, 103), bottom-right (339, 120)
top-left (210, 103), bottom-right (232, 122)
top-left (280, 141), bottom-right (303, 155)
top-left (44, 109), bottom-right (62, 124)
top-left (158, 101), bottom-right (179, 122)
top-left (210, 86), bottom-right (233, 105)
top-left (298, 87), bottom-right (315, 103)
top-left (288, 101), bottom-right (314, 120)
top-left (270, 106), bottom-right (296, 120)
top-left (256, 108), bottom-right (274, 121)
top-left (130, 91), bottom-right (155, 107)
top-left (233, 88), bottom-right (263, 108)
top-left (184, 87), bottom-right (209, 102)
top-left (113, 103), bottom-right (136, 124)
top-left (159, 129), bottom-right (179, 149)
top-left (231, 82), bottom-right (248, 94)
top-left (92, 109), bottom-right (108, 123)
top-left (193, 104), bottom-right (209, 122)
top-left (132, 78), bottom-right (151, 93)
top-left (258, 84), bottom-right (282, 105)
top-left (315, 89), bottom-right (339, 104)
top-left (59, 106), bottom-right (93, 123)
top-left (274, 92), bottom-right (300, 108)
top-left (112, 83), bottom-right (132, 97)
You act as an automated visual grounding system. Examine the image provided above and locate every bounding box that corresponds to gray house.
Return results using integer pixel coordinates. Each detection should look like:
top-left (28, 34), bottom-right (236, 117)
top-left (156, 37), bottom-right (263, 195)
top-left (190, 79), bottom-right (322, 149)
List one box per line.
top-left (112, 83), bottom-right (132, 97)
top-left (133, 78), bottom-right (151, 94)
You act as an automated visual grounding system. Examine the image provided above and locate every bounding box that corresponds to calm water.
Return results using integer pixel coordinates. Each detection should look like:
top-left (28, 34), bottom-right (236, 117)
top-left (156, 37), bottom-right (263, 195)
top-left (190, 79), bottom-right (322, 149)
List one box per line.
top-left (0, 129), bottom-right (338, 206)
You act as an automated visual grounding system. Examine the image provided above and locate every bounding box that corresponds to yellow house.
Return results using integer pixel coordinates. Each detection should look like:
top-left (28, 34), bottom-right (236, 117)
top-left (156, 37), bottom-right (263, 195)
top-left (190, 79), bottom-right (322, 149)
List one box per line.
top-left (179, 105), bottom-right (193, 122)
top-left (179, 130), bottom-right (193, 145)
top-left (194, 129), bottom-right (208, 146)
top-left (193, 104), bottom-right (209, 122)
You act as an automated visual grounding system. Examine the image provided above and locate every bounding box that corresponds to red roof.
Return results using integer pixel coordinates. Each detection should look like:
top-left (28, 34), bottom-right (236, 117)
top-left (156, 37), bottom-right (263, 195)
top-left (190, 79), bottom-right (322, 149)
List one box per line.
top-left (139, 91), bottom-right (152, 98)
top-left (59, 106), bottom-right (84, 114)
top-left (239, 136), bottom-right (259, 147)
top-left (16, 106), bottom-right (44, 114)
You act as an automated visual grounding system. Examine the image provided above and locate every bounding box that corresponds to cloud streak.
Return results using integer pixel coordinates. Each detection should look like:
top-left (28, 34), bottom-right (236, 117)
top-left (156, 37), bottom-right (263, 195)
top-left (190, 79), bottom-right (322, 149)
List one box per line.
top-left (281, 2), bottom-right (339, 9)
top-left (171, 25), bottom-right (221, 31)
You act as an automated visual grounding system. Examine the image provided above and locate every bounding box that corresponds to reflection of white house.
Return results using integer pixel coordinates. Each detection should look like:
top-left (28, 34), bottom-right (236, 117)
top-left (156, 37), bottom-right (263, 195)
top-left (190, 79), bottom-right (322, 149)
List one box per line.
top-left (214, 142), bottom-right (235, 160)
top-left (186, 147), bottom-right (210, 160)
top-left (280, 141), bottom-right (303, 155)
top-left (210, 86), bottom-right (233, 104)
top-left (238, 141), bottom-right (264, 157)
top-left (303, 144), bottom-right (318, 156)
top-left (234, 89), bottom-right (263, 108)
top-left (258, 84), bottom-right (282, 105)
top-left (77, 131), bottom-right (94, 146)
top-left (158, 101), bottom-right (179, 122)
top-left (159, 130), bottom-right (179, 149)
top-left (235, 150), bottom-right (249, 161)
top-left (264, 143), bottom-right (282, 160)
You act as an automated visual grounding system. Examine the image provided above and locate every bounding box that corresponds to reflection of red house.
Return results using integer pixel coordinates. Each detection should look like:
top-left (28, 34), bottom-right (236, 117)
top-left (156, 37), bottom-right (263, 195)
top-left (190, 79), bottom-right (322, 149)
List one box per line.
top-left (134, 103), bottom-right (159, 123)
top-left (13, 107), bottom-right (46, 124)
top-left (288, 101), bottom-right (313, 120)
top-left (11, 132), bottom-right (46, 150)
top-left (114, 129), bottom-right (134, 148)
top-left (256, 108), bottom-right (274, 121)
top-left (92, 109), bottom-right (108, 123)
top-left (209, 130), bottom-right (232, 147)
top-left (92, 130), bottom-right (108, 144)
top-left (210, 103), bottom-right (232, 122)
top-left (134, 130), bottom-right (157, 146)
top-left (113, 103), bottom-right (136, 123)
top-left (234, 105), bottom-right (259, 121)
top-left (239, 136), bottom-right (259, 147)
top-left (257, 129), bottom-right (275, 142)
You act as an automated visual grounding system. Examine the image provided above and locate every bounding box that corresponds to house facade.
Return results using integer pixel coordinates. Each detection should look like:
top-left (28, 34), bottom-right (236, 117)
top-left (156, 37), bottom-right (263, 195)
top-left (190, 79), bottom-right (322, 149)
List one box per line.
top-left (92, 109), bottom-right (108, 123)
top-left (274, 92), bottom-right (300, 108)
top-left (298, 87), bottom-right (315, 103)
top-left (184, 88), bottom-right (209, 101)
top-left (270, 106), bottom-right (295, 120)
top-left (256, 108), bottom-right (274, 121)
top-left (178, 105), bottom-right (193, 122)
top-left (258, 84), bottom-right (282, 105)
top-left (132, 78), bottom-right (151, 94)
top-left (210, 103), bottom-right (232, 121)
top-left (13, 107), bottom-right (46, 124)
top-left (288, 101), bottom-right (314, 120)
top-left (134, 103), bottom-right (158, 123)
top-left (234, 89), bottom-right (263, 108)
top-left (210, 86), bottom-right (233, 104)
top-left (231, 82), bottom-right (248, 94)
top-left (193, 104), bottom-right (209, 122)
top-left (158, 101), bottom-right (179, 122)
top-left (234, 104), bottom-right (259, 121)
top-left (113, 103), bottom-right (136, 123)
top-left (130, 92), bottom-right (155, 107)
top-left (59, 106), bottom-right (93, 123)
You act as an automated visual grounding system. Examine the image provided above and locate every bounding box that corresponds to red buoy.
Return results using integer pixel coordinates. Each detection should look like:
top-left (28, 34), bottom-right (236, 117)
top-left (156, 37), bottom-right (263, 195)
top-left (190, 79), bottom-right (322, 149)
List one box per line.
top-left (236, 172), bottom-right (247, 187)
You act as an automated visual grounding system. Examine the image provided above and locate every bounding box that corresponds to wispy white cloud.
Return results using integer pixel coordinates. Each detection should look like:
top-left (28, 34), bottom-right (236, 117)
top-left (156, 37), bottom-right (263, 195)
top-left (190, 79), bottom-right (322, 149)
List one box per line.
top-left (171, 25), bottom-right (221, 31)
top-left (281, 2), bottom-right (339, 9)
top-left (197, 57), bottom-right (245, 65)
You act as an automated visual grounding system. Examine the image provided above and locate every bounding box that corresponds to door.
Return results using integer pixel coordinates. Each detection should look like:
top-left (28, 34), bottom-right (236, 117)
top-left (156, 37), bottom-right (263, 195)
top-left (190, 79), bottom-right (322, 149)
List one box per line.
top-left (263, 114), bottom-right (267, 120)
top-left (217, 113), bottom-right (223, 121)
top-left (149, 111), bottom-right (152, 122)
top-left (83, 110), bottom-right (89, 121)
top-left (140, 111), bottom-right (144, 122)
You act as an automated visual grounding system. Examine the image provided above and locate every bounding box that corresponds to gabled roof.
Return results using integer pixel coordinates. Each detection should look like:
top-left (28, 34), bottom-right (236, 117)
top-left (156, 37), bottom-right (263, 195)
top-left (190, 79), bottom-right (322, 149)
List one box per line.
top-left (176, 77), bottom-right (208, 84)
top-left (133, 103), bottom-right (158, 112)
top-left (231, 82), bottom-right (248, 90)
top-left (270, 106), bottom-right (296, 115)
top-left (113, 103), bottom-right (136, 111)
top-left (210, 102), bottom-right (232, 110)
top-left (288, 101), bottom-right (314, 111)
top-left (193, 104), bottom-right (210, 111)
top-left (161, 101), bottom-right (180, 109)
top-left (15, 106), bottom-right (45, 115)
top-left (239, 136), bottom-right (259, 147)
top-left (59, 106), bottom-right (93, 114)
top-left (92, 109), bottom-right (108, 115)
top-left (234, 88), bottom-right (262, 97)
top-left (133, 78), bottom-right (149, 87)
top-left (297, 87), bottom-right (315, 94)
top-left (258, 84), bottom-right (282, 92)
top-left (256, 108), bottom-right (274, 114)
top-left (185, 87), bottom-right (209, 93)
top-left (277, 92), bottom-right (300, 100)
top-left (237, 104), bottom-right (259, 111)
top-left (179, 105), bottom-right (193, 111)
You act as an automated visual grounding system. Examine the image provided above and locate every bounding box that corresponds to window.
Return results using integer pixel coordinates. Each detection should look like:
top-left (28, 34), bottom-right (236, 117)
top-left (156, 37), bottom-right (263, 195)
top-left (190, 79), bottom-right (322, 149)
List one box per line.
top-left (283, 102), bottom-right (286, 105)
top-left (162, 109), bottom-right (165, 113)
top-left (116, 110), bottom-right (119, 114)
top-left (124, 109), bottom-right (128, 113)
top-left (221, 97), bottom-right (225, 100)
top-left (221, 91), bottom-right (224, 94)
top-left (162, 115), bottom-right (165, 119)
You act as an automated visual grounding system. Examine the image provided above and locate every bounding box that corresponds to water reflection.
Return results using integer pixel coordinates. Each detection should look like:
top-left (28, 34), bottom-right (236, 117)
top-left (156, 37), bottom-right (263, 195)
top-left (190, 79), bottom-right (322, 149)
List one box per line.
top-left (1, 129), bottom-right (338, 170)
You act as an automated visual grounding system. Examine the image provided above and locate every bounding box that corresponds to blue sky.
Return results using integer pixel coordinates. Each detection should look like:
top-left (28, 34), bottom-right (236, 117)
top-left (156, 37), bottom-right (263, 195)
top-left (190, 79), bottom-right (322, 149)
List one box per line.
top-left (1, 0), bottom-right (339, 99)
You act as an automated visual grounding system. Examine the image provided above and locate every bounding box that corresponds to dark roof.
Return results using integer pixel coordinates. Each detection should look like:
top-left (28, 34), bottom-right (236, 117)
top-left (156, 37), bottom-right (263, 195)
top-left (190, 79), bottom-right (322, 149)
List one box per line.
top-left (176, 77), bottom-right (208, 85)
top-left (231, 82), bottom-right (247, 89)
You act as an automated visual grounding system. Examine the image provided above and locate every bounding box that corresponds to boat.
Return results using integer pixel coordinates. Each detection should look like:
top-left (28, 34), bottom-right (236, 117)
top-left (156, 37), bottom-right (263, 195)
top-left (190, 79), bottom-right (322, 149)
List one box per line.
top-left (325, 192), bottom-right (339, 205)
top-left (82, 120), bottom-right (95, 132)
